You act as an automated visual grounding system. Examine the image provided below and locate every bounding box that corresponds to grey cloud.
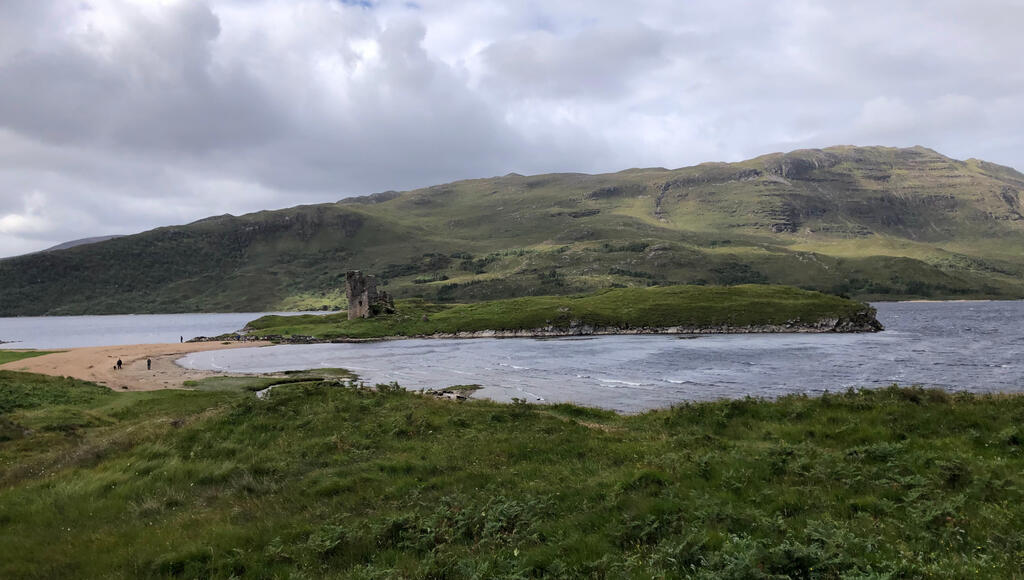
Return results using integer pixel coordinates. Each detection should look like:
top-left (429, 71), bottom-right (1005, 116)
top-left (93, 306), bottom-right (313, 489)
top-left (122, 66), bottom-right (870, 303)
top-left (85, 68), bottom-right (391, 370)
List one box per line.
top-left (479, 23), bottom-right (672, 99)
top-left (0, 0), bottom-right (53, 60)
top-left (206, 17), bottom-right (530, 193)
top-left (0, 1), bottom-right (283, 152)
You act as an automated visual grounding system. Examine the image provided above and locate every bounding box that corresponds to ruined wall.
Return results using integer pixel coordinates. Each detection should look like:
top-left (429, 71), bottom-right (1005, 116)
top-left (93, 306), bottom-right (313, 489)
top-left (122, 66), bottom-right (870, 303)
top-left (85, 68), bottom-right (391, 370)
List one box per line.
top-left (345, 270), bottom-right (395, 319)
top-left (345, 270), bottom-right (377, 319)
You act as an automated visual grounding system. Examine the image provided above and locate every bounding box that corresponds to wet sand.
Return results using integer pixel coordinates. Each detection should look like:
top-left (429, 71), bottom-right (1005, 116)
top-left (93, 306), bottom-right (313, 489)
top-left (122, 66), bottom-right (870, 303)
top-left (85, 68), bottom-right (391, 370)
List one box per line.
top-left (0, 341), bottom-right (270, 391)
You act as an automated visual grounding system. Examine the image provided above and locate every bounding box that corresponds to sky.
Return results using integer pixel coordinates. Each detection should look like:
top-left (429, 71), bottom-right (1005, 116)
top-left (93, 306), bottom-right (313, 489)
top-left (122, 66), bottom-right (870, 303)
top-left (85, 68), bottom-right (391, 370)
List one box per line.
top-left (1, 0), bottom-right (1023, 257)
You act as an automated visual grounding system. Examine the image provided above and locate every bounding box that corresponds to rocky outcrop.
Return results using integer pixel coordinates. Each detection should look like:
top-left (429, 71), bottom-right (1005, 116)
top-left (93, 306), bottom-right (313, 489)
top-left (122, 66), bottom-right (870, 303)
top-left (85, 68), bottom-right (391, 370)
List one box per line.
top-left (584, 184), bottom-right (647, 200)
top-left (763, 150), bottom-right (842, 179)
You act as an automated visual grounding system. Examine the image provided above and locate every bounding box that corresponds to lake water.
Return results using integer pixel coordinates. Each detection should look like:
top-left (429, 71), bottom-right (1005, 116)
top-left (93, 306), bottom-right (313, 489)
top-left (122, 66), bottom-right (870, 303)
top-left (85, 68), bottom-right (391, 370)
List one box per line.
top-left (175, 301), bottom-right (1024, 413)
top-left (0, 312), bottom-right (322, 349)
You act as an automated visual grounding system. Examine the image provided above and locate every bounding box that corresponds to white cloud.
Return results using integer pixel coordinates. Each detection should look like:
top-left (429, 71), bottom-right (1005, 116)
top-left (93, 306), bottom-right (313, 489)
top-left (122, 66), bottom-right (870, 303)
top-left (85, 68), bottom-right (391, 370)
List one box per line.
top-left (478, 23), bottom-right (673, 99)
top-left (855, 97), bottom-right (921, 135)
top-left (1, 0), bottom-right (1024, 257)
top-left (0, 191), bottom-right (50, 235)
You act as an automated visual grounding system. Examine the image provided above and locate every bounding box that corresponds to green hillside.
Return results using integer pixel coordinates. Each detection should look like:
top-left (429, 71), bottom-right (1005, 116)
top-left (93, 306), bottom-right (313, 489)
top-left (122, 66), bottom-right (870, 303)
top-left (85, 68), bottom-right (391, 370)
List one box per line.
top-left (4, 145), bottom-right (1024, 315)
top-left (2, 369), bottom-right (1023, 577)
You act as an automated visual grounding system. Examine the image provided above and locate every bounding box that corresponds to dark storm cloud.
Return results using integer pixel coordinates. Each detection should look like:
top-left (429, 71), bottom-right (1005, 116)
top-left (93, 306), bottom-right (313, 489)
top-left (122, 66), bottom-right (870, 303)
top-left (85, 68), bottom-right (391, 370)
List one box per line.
top-left (1, 0), bottom-right (1022, 257)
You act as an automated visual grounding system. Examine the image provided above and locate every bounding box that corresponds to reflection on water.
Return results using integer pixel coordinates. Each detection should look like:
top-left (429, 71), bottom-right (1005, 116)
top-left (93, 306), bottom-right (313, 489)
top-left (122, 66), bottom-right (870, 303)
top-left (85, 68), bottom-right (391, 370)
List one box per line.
top-left (178, 301), bottom-right (1024, 413)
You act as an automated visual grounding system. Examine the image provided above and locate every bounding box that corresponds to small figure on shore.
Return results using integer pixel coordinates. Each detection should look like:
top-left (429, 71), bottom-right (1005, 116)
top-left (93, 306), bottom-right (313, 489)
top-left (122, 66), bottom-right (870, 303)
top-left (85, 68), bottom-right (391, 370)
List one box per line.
top-left (180, 336), bottom-right (183, 343)
top-left (116, 359), bottom-right (123, 370)
top-left (147, 358), bottom-right (152, 370)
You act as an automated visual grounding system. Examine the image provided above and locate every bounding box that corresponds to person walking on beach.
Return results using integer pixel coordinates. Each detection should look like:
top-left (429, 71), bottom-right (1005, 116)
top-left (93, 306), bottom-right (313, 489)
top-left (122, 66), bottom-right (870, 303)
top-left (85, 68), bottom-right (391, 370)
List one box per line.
top-left (147, 358), bottom-right (152, 370)
top-left (116, 359), bottom-right (122, 370)
top-left (180, 336), bottom-right (183, 343)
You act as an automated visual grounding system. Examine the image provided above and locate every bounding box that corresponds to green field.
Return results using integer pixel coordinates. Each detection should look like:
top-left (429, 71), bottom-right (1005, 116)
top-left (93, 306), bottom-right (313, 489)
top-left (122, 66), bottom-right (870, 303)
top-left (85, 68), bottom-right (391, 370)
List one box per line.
top-left (0, 351), bottom-right (57, 365)
top-left (2, 369), bottom-right (1023, 577)
top-left (247, 285), bottom-right (880, 339)
top-left (4, 146), bottom-right (1024, 315)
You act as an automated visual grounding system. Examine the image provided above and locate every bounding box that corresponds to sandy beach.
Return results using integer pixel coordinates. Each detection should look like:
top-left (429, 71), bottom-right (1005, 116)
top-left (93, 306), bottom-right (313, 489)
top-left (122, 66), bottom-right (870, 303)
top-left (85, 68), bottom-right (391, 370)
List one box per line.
top-left (0, 341), bottom-right (270, 391)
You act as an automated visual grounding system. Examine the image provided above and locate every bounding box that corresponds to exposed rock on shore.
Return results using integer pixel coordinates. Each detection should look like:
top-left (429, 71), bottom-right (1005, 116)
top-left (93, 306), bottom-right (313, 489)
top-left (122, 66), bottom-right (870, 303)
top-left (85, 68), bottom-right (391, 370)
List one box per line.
top-left (401, 311), bottom-right (882, 339)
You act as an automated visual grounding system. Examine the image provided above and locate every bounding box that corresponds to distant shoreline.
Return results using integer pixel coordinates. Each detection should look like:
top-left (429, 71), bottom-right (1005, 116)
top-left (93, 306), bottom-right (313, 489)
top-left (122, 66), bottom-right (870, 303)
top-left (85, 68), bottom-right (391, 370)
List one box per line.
top-left (897, 299), bottom-right (995, 303)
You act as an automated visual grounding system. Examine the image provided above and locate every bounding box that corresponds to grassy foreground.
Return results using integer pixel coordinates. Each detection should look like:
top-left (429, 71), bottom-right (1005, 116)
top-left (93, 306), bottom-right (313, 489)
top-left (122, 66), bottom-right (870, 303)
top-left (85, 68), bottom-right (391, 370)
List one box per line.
top-left (246, 285), bottom-right (880, 339)
top-left (2, 370), bottom-right (1024, 578)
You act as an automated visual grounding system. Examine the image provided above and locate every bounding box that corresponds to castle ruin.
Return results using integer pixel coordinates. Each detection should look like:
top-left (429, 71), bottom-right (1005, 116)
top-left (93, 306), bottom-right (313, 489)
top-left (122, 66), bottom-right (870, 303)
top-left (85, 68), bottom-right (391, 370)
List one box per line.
top-left (345, 270), bottom-right (395, 319)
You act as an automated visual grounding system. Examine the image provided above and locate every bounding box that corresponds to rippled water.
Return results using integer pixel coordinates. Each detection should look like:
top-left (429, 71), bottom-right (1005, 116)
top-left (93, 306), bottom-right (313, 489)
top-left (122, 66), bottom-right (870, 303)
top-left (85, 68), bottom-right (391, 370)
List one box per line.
top-left (178, 301), bottom-right (1024, 412)
top-left (0, 312), bottom-right (322, 349)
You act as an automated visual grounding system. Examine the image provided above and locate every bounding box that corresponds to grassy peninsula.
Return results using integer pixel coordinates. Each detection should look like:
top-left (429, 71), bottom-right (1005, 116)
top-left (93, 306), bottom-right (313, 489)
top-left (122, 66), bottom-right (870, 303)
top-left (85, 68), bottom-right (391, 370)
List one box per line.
top-left (1, 369), bottom-right (1023, 577)
top-left (245, 284), bottom-right (881, 340)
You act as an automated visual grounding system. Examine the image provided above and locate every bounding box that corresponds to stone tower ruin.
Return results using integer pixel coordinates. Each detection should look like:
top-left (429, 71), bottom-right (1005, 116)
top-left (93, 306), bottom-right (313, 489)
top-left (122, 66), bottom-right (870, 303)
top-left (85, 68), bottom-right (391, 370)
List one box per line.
top-left (345, 270), bottom-right (395, 319)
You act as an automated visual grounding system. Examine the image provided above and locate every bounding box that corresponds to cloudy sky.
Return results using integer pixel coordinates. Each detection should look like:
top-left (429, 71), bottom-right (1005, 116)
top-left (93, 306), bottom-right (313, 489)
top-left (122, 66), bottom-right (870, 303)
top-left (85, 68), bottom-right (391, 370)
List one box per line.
top-left (1, 0), bottom-right (1022, 257)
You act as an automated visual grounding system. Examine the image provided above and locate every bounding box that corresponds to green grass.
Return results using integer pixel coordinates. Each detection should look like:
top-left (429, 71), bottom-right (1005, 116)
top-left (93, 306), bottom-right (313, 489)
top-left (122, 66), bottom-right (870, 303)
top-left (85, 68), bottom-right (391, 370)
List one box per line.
top-left (183, 369), bottom-right (358, 392)
top-left (182, 375), bottom-right (285, 392)
top-left (1, 370), bottom-right (1023, 577)
top-left (0, 351), bottom-right (57, 365)
top-left (246, 284), bottom-right (879, 339)
top-left (0, 371), bottom-right (112, 415)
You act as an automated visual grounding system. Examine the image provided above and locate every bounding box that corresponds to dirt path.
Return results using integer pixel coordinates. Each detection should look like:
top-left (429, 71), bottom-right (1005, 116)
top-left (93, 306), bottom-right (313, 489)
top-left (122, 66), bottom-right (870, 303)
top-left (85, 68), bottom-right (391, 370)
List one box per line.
top-left (0, 341), bottom-right (270, 391)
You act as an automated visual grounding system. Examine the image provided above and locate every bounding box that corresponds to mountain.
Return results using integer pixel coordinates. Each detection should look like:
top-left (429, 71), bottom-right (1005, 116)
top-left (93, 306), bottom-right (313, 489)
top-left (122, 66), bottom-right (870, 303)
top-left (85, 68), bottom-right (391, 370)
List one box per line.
top-left (41, 235), bottom-right (124, 253)
top-left (4, 236), bottom-right (126, 261)
top-left (3, 145), bottom-right (1024, 315)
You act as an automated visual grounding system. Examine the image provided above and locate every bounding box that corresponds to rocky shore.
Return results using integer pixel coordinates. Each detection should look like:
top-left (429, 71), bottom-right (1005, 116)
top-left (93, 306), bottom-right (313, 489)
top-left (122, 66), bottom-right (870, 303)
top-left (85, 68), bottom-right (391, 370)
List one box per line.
top-left (193, 312), bottom-right (883, 345)
top-left (409, 317), bottom-right (883, 339)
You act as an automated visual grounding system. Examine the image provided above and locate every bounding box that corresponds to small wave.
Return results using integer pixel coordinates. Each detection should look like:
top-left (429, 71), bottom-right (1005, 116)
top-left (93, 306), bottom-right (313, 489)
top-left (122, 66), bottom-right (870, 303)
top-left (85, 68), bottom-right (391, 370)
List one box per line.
top-left (498, 363), bottom-right (533, 370)
top-left (595, 378), bottom-right (645, 387)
